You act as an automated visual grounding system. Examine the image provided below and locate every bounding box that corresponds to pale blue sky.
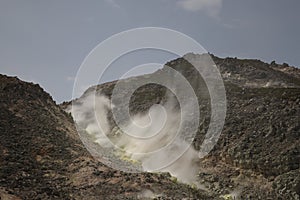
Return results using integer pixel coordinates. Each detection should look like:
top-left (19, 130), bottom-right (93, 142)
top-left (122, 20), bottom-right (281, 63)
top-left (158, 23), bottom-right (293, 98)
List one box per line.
top-left (0, 0), bottom-right (299, 102)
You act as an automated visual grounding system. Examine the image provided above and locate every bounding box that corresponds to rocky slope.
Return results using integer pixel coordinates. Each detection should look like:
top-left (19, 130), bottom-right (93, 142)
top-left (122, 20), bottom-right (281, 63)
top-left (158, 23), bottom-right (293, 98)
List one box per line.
top-left (211, 54), bottom-right (300, 88)
top-left (71, 53), bottom-right (300, 199)
top-left (0, 74), bottom-right (213, 199)
top-left (1, 53), bottom-right (300, 199)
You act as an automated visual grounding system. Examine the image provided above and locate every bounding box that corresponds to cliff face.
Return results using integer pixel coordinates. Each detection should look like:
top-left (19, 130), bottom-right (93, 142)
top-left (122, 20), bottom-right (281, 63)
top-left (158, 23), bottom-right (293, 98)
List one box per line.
top-left (0, 74), bottom-right (212, 199)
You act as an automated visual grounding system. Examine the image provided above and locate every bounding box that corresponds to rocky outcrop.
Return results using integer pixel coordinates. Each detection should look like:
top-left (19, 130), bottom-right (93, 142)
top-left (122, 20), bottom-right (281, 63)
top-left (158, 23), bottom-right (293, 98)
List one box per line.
top-left (211, 54), bottom-right (300, 88)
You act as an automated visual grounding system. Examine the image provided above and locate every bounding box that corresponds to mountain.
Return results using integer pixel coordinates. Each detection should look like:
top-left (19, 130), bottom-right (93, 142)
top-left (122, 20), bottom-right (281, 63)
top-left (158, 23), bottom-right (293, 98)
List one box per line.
top-left (1, 53), bottom-right (300, 199)
top-left (0, 74), bottom-right (213, 199)
top-left (68, 53), bottom-right (300, 199)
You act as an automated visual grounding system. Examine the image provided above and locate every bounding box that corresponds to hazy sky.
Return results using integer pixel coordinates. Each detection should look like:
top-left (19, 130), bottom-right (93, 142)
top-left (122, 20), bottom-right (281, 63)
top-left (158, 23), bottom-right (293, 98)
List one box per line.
top-left (1, 0), bottom-right (299, 102)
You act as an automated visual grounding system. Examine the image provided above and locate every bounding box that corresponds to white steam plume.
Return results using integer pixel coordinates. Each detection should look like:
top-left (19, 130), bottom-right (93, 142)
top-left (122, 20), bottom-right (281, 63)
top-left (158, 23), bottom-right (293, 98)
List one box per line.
top-left (70, 91), bottom-right (202, 185)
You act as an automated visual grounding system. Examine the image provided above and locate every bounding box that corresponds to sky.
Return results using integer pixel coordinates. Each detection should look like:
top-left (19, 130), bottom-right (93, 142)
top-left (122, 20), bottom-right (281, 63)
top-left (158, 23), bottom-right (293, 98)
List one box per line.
top-left (0, 0), bottom-right (299, 103)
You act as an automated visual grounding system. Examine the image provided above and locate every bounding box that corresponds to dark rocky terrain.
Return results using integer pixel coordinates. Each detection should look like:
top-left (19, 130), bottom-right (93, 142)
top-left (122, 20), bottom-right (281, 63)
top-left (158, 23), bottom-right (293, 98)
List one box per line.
top-left (1, 53), bottom-right (300, 199)
top-left (70, 53), bottom-right (300, 199)
top-left (0, 74), bottom-right (213, 199)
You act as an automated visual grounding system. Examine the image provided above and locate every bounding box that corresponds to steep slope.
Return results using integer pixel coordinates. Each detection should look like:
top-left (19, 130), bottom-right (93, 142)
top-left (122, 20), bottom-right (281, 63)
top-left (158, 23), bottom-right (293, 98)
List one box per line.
top-left (71, 54), bottom-right (300, 199)
top-left (0, 74), bottom-right (214, 199)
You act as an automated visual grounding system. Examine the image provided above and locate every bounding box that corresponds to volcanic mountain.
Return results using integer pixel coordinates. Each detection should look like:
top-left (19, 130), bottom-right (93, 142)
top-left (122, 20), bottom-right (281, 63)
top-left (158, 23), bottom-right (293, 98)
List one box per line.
top-left (1, 53), bottom-right (300, 199)
top-left (0, 74), bottom-right (213, 199)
